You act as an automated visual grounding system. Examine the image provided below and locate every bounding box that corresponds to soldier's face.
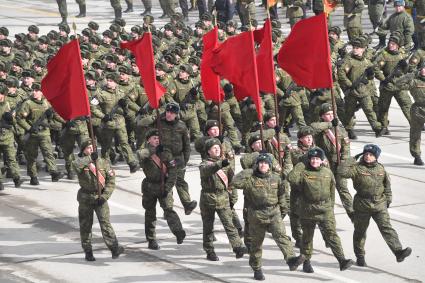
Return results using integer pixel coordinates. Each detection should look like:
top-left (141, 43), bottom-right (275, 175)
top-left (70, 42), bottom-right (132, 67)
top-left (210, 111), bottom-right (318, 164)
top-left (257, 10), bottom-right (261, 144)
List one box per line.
top-left (0, 34), bottom-right (5, 40)
top-left (0, 93), bottom-right (5, 102)
top-left (32, 90), bottom-right (42, 100)
top-left (2, 46), bottom-right (11, 53)
top-left (251, 140), bottom-right (262, 152)
top-left (23, 77), bottom-right (34, 86)
top-left (388, 41), bottom-right (399, 51)
top-left (28, 32), bottom-right (36, 39)
top-left (179, 70), bottom-right (189, 80)
top-left (106, 79), bottom-right (116, 89)
top-left (395, 5), bottom-right (404, 13)
top-left (165, 111), bottom-right (177, 121)
top-left (421, 68), bottom-right (425, 77)
top-left (86, 78), bottom-right (95, 86)
top-left (321, 111), bottom-right (334, 122)
top-left (299, 135), bottom-right (313, 146)
top-left (207, 126), bottom-right (220, 137)
top-left (208, 144), bottom-right (221, 158)
top-left (258, 161), bottom-right (270, 173)
top-left (120, 72), bottom-right (129, 82)
top-left (352, 46), bottom-right (365, 57)
top-left (363, 152), bottom-right (376, 163)
top-left (148, 136), bottom-right (160, 147)
top-left (329, 32), bottom-right (338, 41)
top-left (266, 117), bottom-right (277, 128)
top-left (309, 157), bottom-right (322, 168)
top-left (83, 145), bottom-right (94, 156)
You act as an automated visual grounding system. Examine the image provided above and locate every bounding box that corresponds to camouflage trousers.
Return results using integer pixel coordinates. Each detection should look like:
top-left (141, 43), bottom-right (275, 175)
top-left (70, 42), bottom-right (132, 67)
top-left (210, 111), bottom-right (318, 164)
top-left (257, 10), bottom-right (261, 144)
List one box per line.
top-left (346, 27), bottom-right (363, 42)
top-left (368, 1), bottom-right (384, 29)
top-left (343, 94), bottom-right (382, 132)
top-left (238, 1), bottom-right (255, 26)
top-left (289, 190), bottom-right (302, 244)
top-left (0, 137), bottom-right (20, 181)
top-left (300, 213), bottom-right (346, 261)
top-left (279, 104), bottom-right (307, 129)
top-left (175, 165), bottom-right (193, 209)
top-left (200, 198), bottom-right (243, 253)
top-left (25, 133), bottom-right (58, 177)
top-left (110, 0), bottom-right (122, 9)
top-left (409, 103), bottom-right (425, 158)
top-left (248, 209), bottom-right (294, 271)
top-left (378, 89), bottom-right (412, 129)
top-left (100, 126), bottom-right (136, 165)
top-left (61, 129), bottom-right (89, 175)
top-left (142, 180), bottom-right (184, 241)
top-left (56, 0), bottom-right (68, 18)
top-left (78, 192), bottom-right (119, 252)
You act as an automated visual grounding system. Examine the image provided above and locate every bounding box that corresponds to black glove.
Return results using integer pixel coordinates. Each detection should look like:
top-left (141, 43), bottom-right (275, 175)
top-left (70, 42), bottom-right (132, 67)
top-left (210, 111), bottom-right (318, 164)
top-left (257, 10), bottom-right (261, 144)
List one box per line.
top-left (217, 135), bottom-right (224, 143)
top-left (361, 76), bottom-right (369, 85)
top-left (161, 190), bottom-right (169, 199)
top-left (189, 87), bottom-right (198, 98)
top-left (45, 108), bottom-right (54, 119)
top-left (91, 151), bottom-right (98, 162)
top-left (118, 98), bottom-right (128, 108)
top-left (221, 159), bottom-right (230, 167)
top-left (65, 120), bottom-right (76, 128)
top-left (338, 47), bottom-right (347, 58)
top-left (2, 112), bottom-right (14, 124)
top-left (223, 83), bottom-right (233, 94)
top-left (397, 59), bottom-right (408, 70)
top-left (29, 126), bottom-right (39, 134)
top-left (365, 67), bottom-right (375, 80)
top-left (101, 114), bottom-right (111, 123)
top-left (331, 117), bottom-right (339, 127)
top-left (96, 196), bottom-right (106, 206)
top-left (180, 103), bottom-right (188, 111)
top-left (155, 144), bottom-right (164, 155)
top-left (274, 125), bottom-right (281, 135)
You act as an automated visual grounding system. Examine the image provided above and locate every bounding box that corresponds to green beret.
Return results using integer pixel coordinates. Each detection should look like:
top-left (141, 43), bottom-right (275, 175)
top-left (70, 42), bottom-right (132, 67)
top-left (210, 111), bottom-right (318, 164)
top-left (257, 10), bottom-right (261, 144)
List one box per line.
top-left (179, 64), bottom-right (193, 75)
top-left (32, 83), bottom-right (42, 91)
top-left (22, 69), bottom-right (35, 78)
top-left (118, 65), bottom-right (131, 75)
top-left (80, 139), bottom-right (93, 152)
top-left (88, 21), bottom-right (99, 31)
top-left (85, 70), bottom-right (98, 81)
top-left (263, 111), bottom-right (276, 122)
top-left (5, 76), bottom-right (19, 88)
top-left (0, 39), bottom-right (12, 47)
top-left (0, 27), bottom-right (9, 36)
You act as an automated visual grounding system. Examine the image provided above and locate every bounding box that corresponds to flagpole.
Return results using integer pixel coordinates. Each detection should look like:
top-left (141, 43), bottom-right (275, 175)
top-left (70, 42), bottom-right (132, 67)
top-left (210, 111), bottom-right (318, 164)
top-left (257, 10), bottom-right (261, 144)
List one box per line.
top-left (330, 87), bottom-right (340, 164)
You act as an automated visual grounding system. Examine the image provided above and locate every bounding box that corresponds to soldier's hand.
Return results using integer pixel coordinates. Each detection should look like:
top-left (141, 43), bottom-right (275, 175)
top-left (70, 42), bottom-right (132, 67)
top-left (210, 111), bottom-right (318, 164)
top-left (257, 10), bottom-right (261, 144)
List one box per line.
top-left (274, 125), bottom-right (281, 135)
top-left (65, 120), bottom-right (76, 128)
top-left (155, 144), bottom-right (164, 155)
top-left (180, 103), bottom-right (188, 111)
top-left (331, 118), bottom-right (339, 127)
top-left (101, 114), bottom-right (111, 123)
top-left (365, 67), bottom-right (375, 80)
top-left (189, 87), bottom-right (198, 98)
top-left (91, 151), bottom-right (99, 162)
top-left (161, 190), bottom-right (169, 199)
top-left (118, 98), bottom-right (128, 108)
top-left (221, 159), bottom-right (230, 167)
top-left (45, 108), bottom-right (54, 119)
top-left (2, 112), bottom-right (14, 124)
top-left (96, 196), bottom-right (106, 206)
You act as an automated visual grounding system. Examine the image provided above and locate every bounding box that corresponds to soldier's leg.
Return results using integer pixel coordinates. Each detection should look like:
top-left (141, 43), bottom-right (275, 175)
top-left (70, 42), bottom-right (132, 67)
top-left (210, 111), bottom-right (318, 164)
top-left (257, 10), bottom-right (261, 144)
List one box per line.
top-left (142, 190), bottom-right (158, 241)
top-left (318, 214), bottom-right (346, 261)
top-left (39, 135), bottom-right (58, 173)
top-left (342, 95), bottom-right (357, 130)
top-left (377, 89), bottom-right (394, 129)
top-left (222, 112), bottom-right (242, 149)
top-left (409, 106), bottom-right (424, 158)
top-left (25, 137), bottom-right (40, 177)
top-left (247, 1), bottom-right (256, 22)
top-left (347, 27), bottom-right (362, 42)
top-left (238, 3), bottom-right (249, 26)
top-left (216, 207), bottom-right (243, 248)
top-left (290, 105), bottom-right (307, 128)
top-left (141, 0), bottom-right (152, 12)
top-left (115, 127), bottom-right (137, 165)
top-left (201, 204), bottom-right (216, 253)
top-left (56, 0), bottom-right (68, 22)
top-left (228, 97), bottom-right (243, 131)
top-left (270, 213), bottom-right (295, 260)
top-left (197, 0), bottom-right (207, 18)
top-left (165, 0), bottom-right (175, 16)
top-left (289, 190), bottom-right (302, 245)
top-left (179, 0), bottom-right (189, 17)
top-left (159, 191), bottom-right (185, 235)
top-left (175, 166), bottom-right (193, 208)
top-left (368, 2), bottom-right (384, 30)
top-left (300, 218), bottom-right (316, 260)
top-left (394, 91), bottom-right (413, 125)
top-left (95, 201), bottom-right (119, 251)
top-left (360, 96), bottom-right (382, 131)
top-left (207, 0), bottom-right (214, 11)
top-left (353, 210), bottom-right (371, 258)
top-left (100, 128), bottom-right (113, 160)
top-left (186, 113), bottom-right (202, 140)
top-left (3, 142), bottom-right (20, 181)
top-left (243, 206), bottom-right (251, 250)
top-left (61, 132), bottom-right (77, 177)
top-left (196, 100), bottom-right (207, 132)
top-left (372, 209), bottom-right (403, 255)
top-left (110, 0), bottom-right (122, 19)
top-left (78, 200), bottom-right (95, 252)
top-left (248, 220), bottom-right (267, 271)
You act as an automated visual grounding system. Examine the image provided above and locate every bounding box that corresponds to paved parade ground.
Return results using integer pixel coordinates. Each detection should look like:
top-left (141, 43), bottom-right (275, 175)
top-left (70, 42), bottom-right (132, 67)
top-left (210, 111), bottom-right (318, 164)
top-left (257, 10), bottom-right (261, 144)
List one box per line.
top-left (1, 0), bottom-right (425, 282)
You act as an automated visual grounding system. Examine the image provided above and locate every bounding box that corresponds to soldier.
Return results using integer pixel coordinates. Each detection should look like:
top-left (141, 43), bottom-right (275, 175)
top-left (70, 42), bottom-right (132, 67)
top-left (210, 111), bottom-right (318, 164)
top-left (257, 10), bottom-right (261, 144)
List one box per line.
top-left (110, 0), bottom-right (123, 21)
top-left (337, 144), bottom-right (412, 266)
top-left (72, 139), bottom-right (124, 262)
top-left (368, 0), bottom-right (386, 30)
top-left (137, 129), bottom-right (186, 250)
top-left (16, 83), bottom-right (63, 185)
top-left (140, 0), bottom-right (152, 15)
top-left (231, 153), bottom-right (305, 280)
top-left (375, 0), bottom-right (415, 50)
top-left (342, 0), bottom-right (365, 41)
top-left (56, 0), bottom-right (68, 25)
top-left (374, 34), bottom-right (413, 134)
top-left (0, 39), bottom-right (14, 64)
top-left (199, 138), bottom-right (247, 261)
top-left (92, 73), bottom-right (140, 173)
top-left (284, 0), bottom-right (306, 28)
top-left (337, 37), bottom-right (385, 139)
top-left (0, 84), bottom-right (23, 189)
top-left (288, 148), bottom-right (354, 273)
top-left (157, 102), bottom-right (198, 215)
top-left (238, 0), bottom-right (256, 26)
top-left (414, 0), bottom-right (425, 48)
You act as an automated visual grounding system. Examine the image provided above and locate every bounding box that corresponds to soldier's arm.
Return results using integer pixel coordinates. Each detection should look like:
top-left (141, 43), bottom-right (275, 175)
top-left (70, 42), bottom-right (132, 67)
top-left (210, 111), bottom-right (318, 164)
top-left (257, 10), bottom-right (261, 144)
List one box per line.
top-left (337, 59), bottom-right (353, 90)
top-left (182, 124), bottom-right (191, 164)
top-left (340, 128), bottom-right (351, 161)
top-left (403, 14), bottom-right (415, 47)
top-left (163, 152), bottom-right (178, 193)
top-left (136, 148), bottom-right (151, 166)
top-left (16, 101), bottom-right (32, 131)
top-left (240, 154), bottom-right (254, 169)
top-left (373, 53), bottom-right (387, 81)
top-left (278, 178), bottom-right (289, 217)
top-left (310, 121), bottom-right (332, 134)
top-left (391, 73), bottom-right (416, 91)
top-left (102, 160), bottom-right (116, 200)
top-left (330, 172), bottom-right (336, 205)
top-left (353, 0), bottom-right (364, 14)
top-left (383, 166), bottom-right (392, 205)
top-left (71, 156), bottom-right (92, 174)
top-left (287, 162), bottom-right (305, 188)
top-left (194, 137), bottom-right (205, 154)
top-left (229, 169), bottom-right (253, 190)
top-left (336, 159), bottom-right (357, 178)
top-left (199, 159), bottom-right (223, 177)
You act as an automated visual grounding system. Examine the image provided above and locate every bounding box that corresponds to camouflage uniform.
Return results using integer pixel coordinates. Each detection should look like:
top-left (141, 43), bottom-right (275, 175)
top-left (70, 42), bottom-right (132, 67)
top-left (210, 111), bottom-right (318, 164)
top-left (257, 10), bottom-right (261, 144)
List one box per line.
top-left (342, 0), bottom-right (365, 41)
top-left (368, 0), bottom-right (385, 29)
top-left (284, 0), bottom-right (306, 28)
top-left (377, 7), bottom-right (415, 49)
top-left (238, 0), bottom-right (256, 26)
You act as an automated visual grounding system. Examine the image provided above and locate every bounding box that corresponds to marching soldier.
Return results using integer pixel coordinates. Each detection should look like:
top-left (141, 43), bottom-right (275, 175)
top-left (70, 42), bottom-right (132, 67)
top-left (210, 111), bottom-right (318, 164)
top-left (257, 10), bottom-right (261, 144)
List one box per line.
top-left (72, 139), bottom-right (124, 261)
top-left (342, 0), bottom-right (365, 41)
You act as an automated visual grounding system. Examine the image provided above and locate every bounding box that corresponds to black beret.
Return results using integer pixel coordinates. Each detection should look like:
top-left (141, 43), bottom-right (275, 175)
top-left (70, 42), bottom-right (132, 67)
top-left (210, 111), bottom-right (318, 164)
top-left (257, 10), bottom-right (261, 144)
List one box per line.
top-left (307, 147), bottom-right (325, 160)
top-left (165, 102), bottom-right (180, 113)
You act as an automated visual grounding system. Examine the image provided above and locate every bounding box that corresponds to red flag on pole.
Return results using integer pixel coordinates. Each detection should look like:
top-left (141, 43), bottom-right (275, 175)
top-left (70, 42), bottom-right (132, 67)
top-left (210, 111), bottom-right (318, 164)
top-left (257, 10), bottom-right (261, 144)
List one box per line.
top-left (201, 27), bottom-right (224, 103)
top-left (277, 13), bottom-right (333, 89)
top-left (41, 39), bottom-right (90, 120)
top-left (254, 18), bottom-right (277, 95)
top-left (211, 31), bottom-right (262, 121)
top-left (121, 33), bottom-right (166, 109)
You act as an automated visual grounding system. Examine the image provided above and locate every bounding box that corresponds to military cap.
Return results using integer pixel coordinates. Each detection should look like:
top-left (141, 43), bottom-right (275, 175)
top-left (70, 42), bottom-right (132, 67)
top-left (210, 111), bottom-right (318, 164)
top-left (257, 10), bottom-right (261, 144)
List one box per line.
top-left (88, 21), bottom-right (99, 31)
top-left (263, 111), bottom-right (276, 122)
top-left (31, 82), bottom-right (42, 91)
top-left (0, 27), bottom-right (9, 36)
top-left (308, 147), bottom-right (325, 160)
top-left (38, 35), bottom-right (50, 45)
top-left (109, 23), bottom-right (121, 33)
top-left (226, 20), bottom-right (238, 28)
top-left (47, 30), bottom-right (59, 40)
top-left (271, 20), bottom-right (281, 29)
top-left (80, 50), bottom-right (91, 60)
top-left (14, 33), bottom-right (26, 42)
top-left (240, 26), bottom-right (249, 32)
top-left (102, 30), bottom-right (114, 38)
top-left (12, 57), bottom-right (25, 68)
top-left (249, 133), bottom-right (262, 146)
top-left (164, 23), bottom-right (175, 32)
top-left (89, 35), bottom-right (101, 45)
top-left (165, 102), bottom-right (180, 113)
top-left (85, 70), bottom-right (98, 81)
top-left (201, 13), bottom-right (213, 21)
top-left (5, 76), bottom-right (19, 88)
top-left (188, 56), bottom-right (200, 66)
top-left (319, 103), bottom-right (333, 115)
top-left (33, 58), bottom-right (46, 67)
top-left (58, 23), bottom-right (70, 34)
top-left (195, 21), bottom-right (206, 29)
top-left (118, 65), bottom-right (131, 75)
top-left (105, 53), bottom-right (118, 63)
top-left (362, 144), bottom-right (381, 158)
top-left (164, 54), bottom-right (177, 65)
top-left (217, 21), bottom-right (226, 30)
top-left (105, 72), bottom-right (119, 82)
top-left (151, 35), bottom-right (161, 47)
top-left (92, 60), bottom-right (105, 69)
top-left (0, 39), bottom-right (12, 47)
top-left (205, 138), bottom-right (221, 150)
top-left (297, 126), bottom-right (314, 138)
top-left (22, 69), bottom-right (35, 78)
top-left (394, 0), bottom-right (405, 6)
top-left (82, 28), bottom-right (93, 37)
top-left (389, 34), bottom-right (401, 45)
top-left (0, 62), bottom-right (8, 72)
top-left (121, 33), bottom-right (132, 41)
top-left (146, 128), bottom-right (159, 140)
top-left (171, 12), bottom-right (184, 22)
top-left (256, 153), bottom-right (272, 166)
top-left (329, 26), bottom-right (342, 36)
top-left (350, 37), bottom-right (367, 48)
top-left (205, 120), bottom-right (220, 133)
top-left (28, 25), bottom-right (39, 34)
top-left (130, 25), bottom-right (142, 34)
top-left (175, 21), bottom-right (185, 30)
top-left (155, 62), bottom-right (169, 72)
top-left (114, 18), bottom-right (126, 27)
top-left (0, 84), bottom-right (7, 95)
top-left (179, 64), bottom-right (193, 75)
top-left (80, 139), bottom-right (93, 152)
top-left (111, 40), bottom-right (120, 48)
top-left (143, 15), bottom-right (155, 24)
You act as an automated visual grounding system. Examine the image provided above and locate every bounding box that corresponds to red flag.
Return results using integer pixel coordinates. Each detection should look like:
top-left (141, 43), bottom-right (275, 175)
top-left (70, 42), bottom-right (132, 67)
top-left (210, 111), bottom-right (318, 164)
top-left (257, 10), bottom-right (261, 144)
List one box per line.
top-left (211, 31), bottom-right (262, 121)
top-left (41, 39), bottom-right (90, 120)
top-left (254, 18), bottom-right (276, 94)
top-left (277, 13), bottom-right (333, 89)
top-left (201, 27), bottom-right (224, 103)
top-left (121, 33), bottom-right (166, 109)
top-left (324, 0), bottom-right (337, 15)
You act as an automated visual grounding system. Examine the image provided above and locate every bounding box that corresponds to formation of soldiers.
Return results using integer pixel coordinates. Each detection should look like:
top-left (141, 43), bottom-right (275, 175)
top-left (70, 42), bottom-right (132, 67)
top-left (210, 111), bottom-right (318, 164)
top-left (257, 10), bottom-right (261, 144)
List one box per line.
top-left (0, 0), bottom-right (422, 280)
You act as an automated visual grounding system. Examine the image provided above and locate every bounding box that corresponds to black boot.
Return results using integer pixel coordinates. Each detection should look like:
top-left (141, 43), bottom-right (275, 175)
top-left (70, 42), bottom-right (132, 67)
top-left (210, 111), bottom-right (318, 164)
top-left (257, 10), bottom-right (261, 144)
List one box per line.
top-left (67, 171), bottom-right (76, 180)
top-left (176, 230), bottom-right (186, 244)
top-left (111, 245), bottom-right (124, 259)
top-left (0, 182), bottom-right (4, 191)
top-left (113, 9), bottom-right (122, 21)
top-left (184, 200), bottom-right (197, 215)
top-left (253, 269), bottom-right (265, 280)
top-left (303, 260), bottom-right (314, 273)
top-left (159, 13), bottom-right (168, 18)
top-left (123, 3), bottom-right (133, 12)
top-left (76, 4), bottom-right (86, 17)
top-left (339, 259), bottom-right (354, 271)
top-left (148, 240), bottom-right (160, 250)
top-left (287, 255), bottom-right (305, 271)
top-left (374, 35), bottom-right (386, 50)
top-left (59, 17), bottom-right (67, 25)
top-left (375, 127), bottom-right (387, 138)
top-left (85, 250), bottom-right (96, 261)
top-left (233, 246), bottom-right (247, 259)
top-left (396, 247), bottom-right (412, 262)
top-left (140, 8), bottom-right (151, 16)
top-left (414, 157), bottom-right (424, 166)
top-left (30, 177), bottom-right (39, 186)
top-left (347, 129), bottom-right (357, 140)
top-left (206, 251), bottom-right (219, 261)
top-left (51, 171), bottom-right (64, 182)
top-left (13, 177), bottom-right (23, 188)
top-left (356, 256), bottom-right (367, 267)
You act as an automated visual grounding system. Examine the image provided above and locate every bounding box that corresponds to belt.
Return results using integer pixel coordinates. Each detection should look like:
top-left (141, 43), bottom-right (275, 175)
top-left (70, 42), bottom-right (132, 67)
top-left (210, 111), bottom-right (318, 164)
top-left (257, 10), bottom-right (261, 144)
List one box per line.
top-left (252, 204), bottom-right (277, 210)
top-left (358, 194), bottom-right (383, 202)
